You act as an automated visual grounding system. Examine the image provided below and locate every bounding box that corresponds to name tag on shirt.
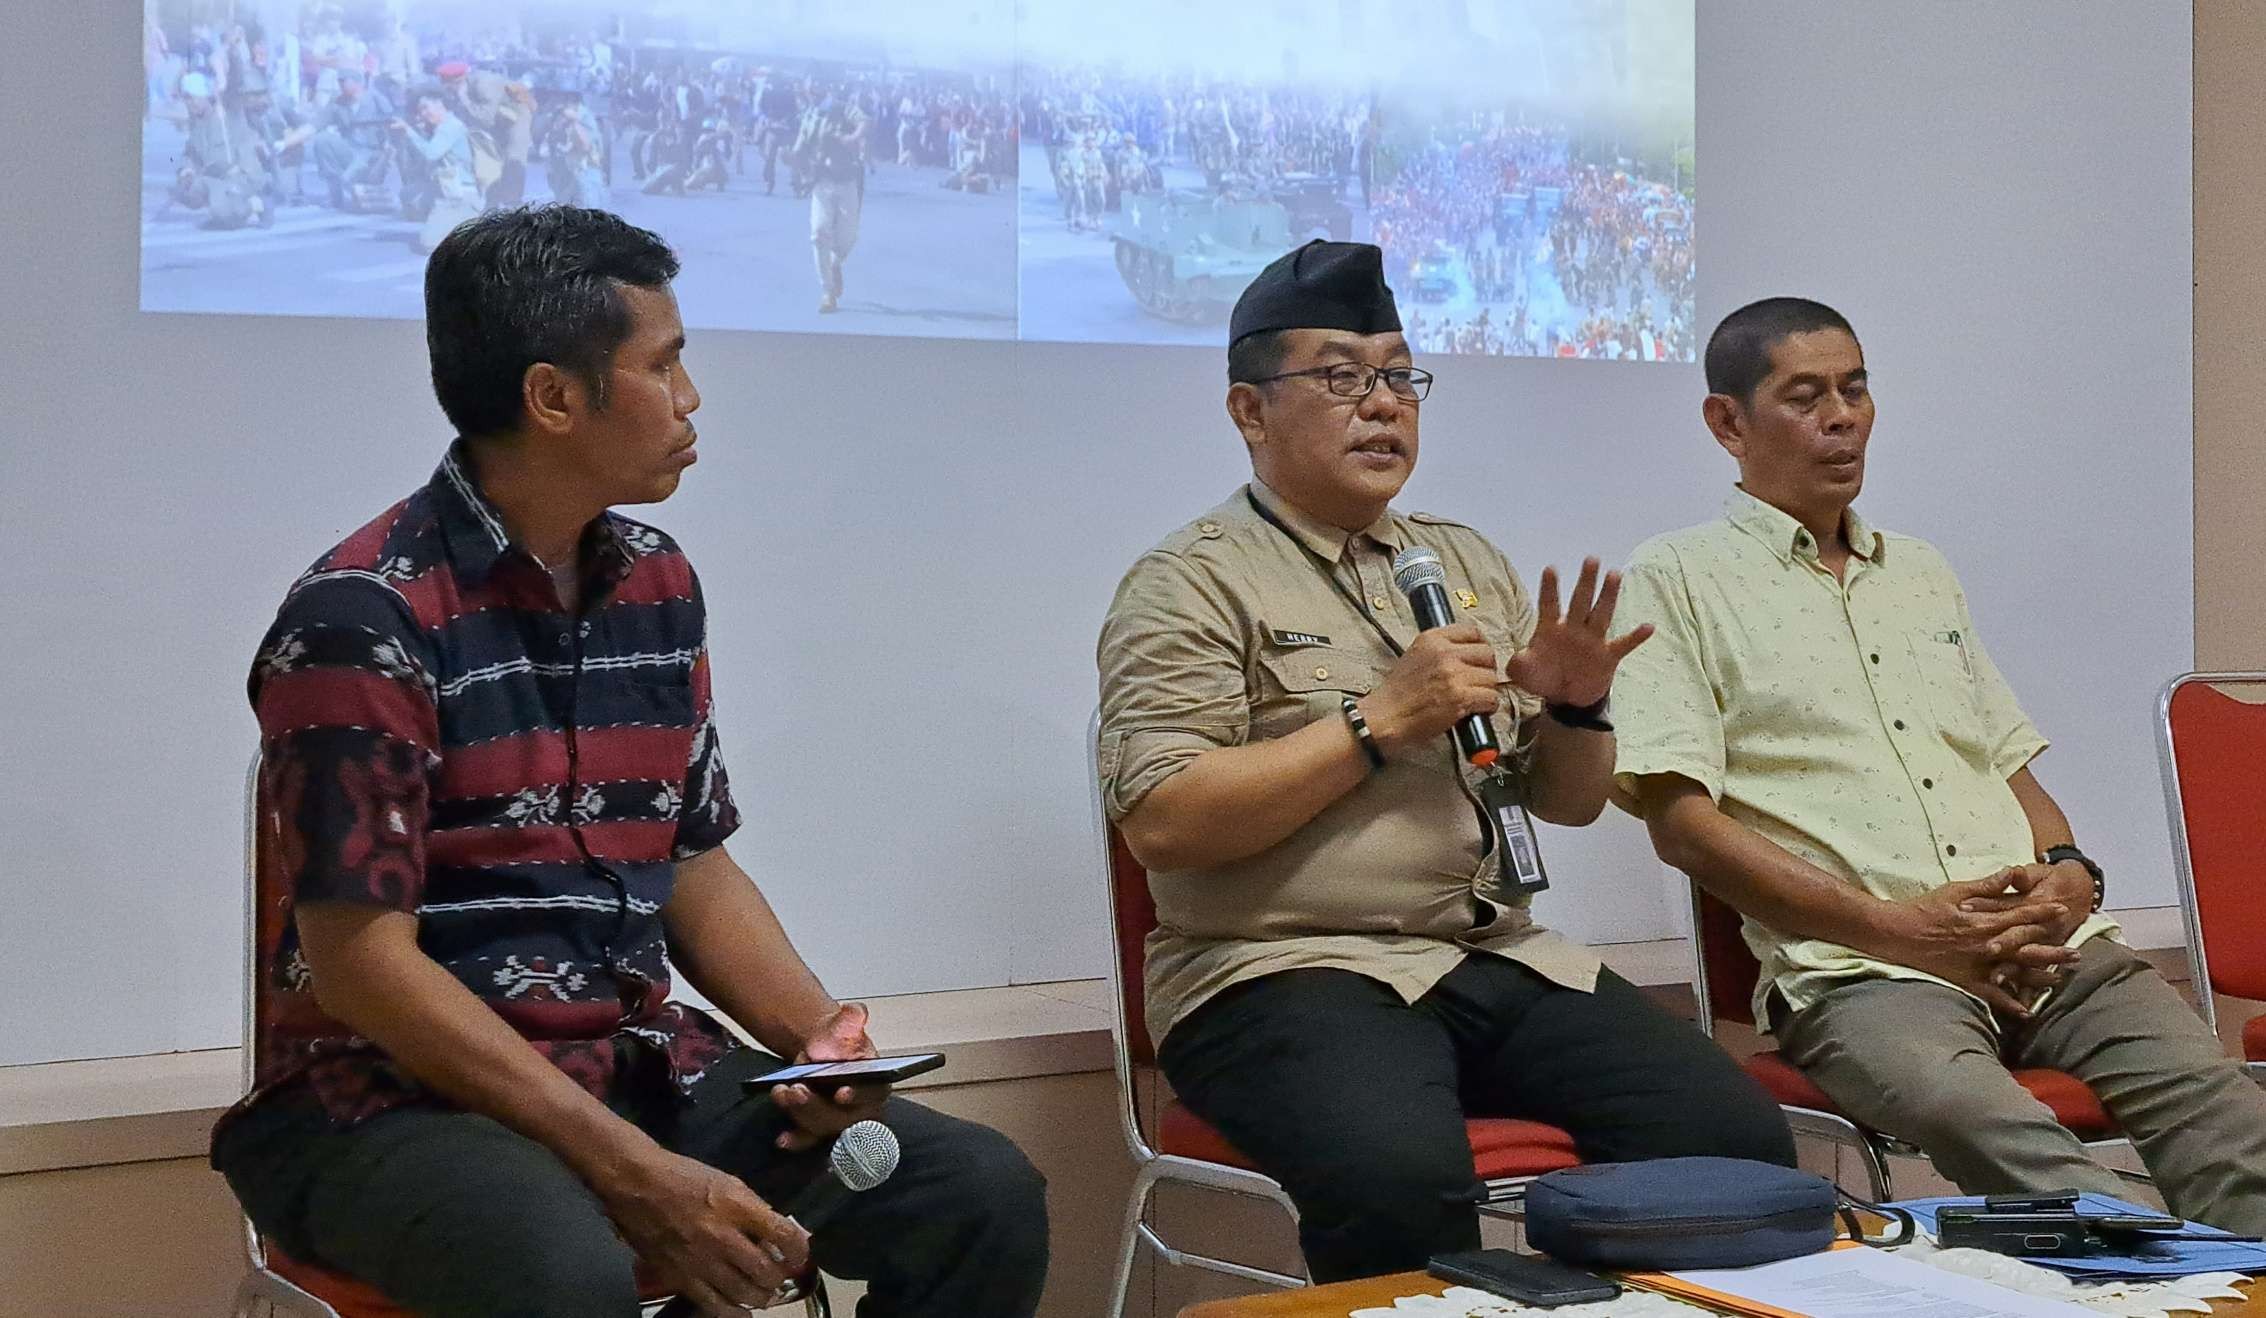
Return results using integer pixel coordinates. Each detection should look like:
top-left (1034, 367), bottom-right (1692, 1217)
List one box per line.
top-left (1266, 627), bottom-right (1333, 648)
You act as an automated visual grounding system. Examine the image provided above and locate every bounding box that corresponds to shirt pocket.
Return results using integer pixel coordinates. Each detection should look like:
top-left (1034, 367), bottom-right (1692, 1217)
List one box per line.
top-left (1252, 643), bottom-right (1383, 741)
top-left (1906, 630), bottom-right (1984, 749)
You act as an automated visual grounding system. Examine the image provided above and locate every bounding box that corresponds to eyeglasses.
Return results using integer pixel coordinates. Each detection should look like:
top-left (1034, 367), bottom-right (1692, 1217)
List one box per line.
top-left (1250, 362), bottom-right (1434, 403)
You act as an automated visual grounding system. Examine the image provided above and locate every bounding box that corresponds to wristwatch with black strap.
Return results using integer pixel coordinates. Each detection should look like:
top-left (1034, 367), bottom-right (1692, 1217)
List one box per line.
top-left (2040, 844), bottom-right (2106, 912)
top-left (1546, 696), bottom-right (1613, 733)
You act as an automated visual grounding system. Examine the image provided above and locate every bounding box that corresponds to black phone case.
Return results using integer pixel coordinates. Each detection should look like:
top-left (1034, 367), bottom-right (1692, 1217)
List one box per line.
top-left (1426, 1249), bottom-right (1620, 1306)
top-left (740, 1053), bottom-right (946, 1091)
top-left (1937, 1209), bottom-right (2094, 1257)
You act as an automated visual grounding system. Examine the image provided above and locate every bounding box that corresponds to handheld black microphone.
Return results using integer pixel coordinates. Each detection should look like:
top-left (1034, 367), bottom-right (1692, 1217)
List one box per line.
top-left (1391, 545), bottom-right (1500, 768)
top-left (651, 1120), bottom-right (900, 1316)
top-left (786, 1119), bottom-right (900, 1233)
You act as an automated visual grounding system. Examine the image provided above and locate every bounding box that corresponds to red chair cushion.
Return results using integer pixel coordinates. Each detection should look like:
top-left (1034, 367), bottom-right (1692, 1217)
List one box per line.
top-left (1741, 1050), bottom-right (1839, 1111)
top-left (265, 1241), bottom-right (671, 1315)
top-left (1157, 1101), bottom-right (1581, 1180)
top-left (2016, 1068), bottom-right (2118, 1138)
top-left (2246, 1013), bottom-right (2266, 1063)
top-left (1740, 1051), bottom-right (2117, 1139)
top-left (267, 1246), bottom-right (408, 1318)
top-left (1464, 1117), bottom-right (1585, 1179)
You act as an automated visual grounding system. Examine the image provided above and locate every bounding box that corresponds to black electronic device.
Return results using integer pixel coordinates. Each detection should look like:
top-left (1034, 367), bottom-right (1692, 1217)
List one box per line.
top-left (743, 1052), bottom-right (945, 1091)
top-left (2090, 1213), bottom-right (2186, 1233)
top-left (1937, 1207), bottom-right (2096, 1257)
top-left (1426, 1249), bottom-right (1620, 1307)
top-left (1983, 1190), bottom-right (2081, 1213)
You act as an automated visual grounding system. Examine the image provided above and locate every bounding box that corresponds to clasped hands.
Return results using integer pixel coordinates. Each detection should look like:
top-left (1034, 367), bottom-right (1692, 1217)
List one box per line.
top-left (1883, 862), bottom-right (2097, 1018)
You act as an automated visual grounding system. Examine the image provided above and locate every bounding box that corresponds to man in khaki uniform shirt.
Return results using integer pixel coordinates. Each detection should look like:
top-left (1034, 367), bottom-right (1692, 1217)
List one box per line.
top-left (1615, 297), bottom-right (2266, 1231)
top-left (1098, 241), bottom-right (1793, 1282)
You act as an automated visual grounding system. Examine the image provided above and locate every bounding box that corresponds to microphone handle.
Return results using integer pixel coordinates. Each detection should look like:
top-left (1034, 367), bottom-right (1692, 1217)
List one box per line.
top-left (784, 1169), bottom-right (855, 1233)
top-left (1405, 583), bottom-right (1500, 767)
top-left (651, 1174), bottom-right (837, 1318)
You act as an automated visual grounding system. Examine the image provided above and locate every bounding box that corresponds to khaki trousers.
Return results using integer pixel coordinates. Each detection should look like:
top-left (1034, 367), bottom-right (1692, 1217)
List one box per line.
top-left (1779, 940), bottom-right (2266, 1232)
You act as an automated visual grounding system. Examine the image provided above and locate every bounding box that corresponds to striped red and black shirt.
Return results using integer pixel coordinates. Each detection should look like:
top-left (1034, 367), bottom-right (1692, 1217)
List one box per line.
top-left (224, 442), bottom-right (742, 1131)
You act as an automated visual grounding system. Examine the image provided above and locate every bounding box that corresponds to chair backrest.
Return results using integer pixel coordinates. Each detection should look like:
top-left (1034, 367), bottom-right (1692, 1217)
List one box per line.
top-left (1088, 711), bottom-right (1161, 1162)
top-left (1687, 883), bottom-right (1762, 1030)
top-left (1107, 829), bottom-right (1162, 1069)
top-left (2159, 674), bottom-right (2266, 1016)
top-left (239, 751), bottom-right (283, 1276)
top-left (243, 752), bottom-right (264, 1094)
top-left (243, 751), bottom-right (288, 1096)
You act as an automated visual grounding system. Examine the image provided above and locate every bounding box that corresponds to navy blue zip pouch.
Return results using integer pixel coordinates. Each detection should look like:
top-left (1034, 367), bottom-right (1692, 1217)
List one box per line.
top-left (1524, 1157), bottom-right (1840, 1270)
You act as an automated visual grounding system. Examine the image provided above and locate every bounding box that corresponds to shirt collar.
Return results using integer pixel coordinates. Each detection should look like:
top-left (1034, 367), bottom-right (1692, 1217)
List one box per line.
top-left (1247, 479), bottom-right (1407, 562)
top-left (1723, 485), bottom-right (1882, 567)
top-left (430, 440), bottom-right (637, 592)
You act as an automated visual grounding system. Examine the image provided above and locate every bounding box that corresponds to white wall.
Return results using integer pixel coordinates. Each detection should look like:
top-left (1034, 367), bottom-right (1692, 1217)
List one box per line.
top-left (0, 2), bottom-right (2191, 1065)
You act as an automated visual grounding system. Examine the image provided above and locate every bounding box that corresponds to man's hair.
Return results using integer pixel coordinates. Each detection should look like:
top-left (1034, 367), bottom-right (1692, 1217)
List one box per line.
top-left (1703, 298), bottom-right (1857, 403)
top-left (1227, 330), bottom-right (1291, 386)
top-left (424, 206), bottom-right (680, 438)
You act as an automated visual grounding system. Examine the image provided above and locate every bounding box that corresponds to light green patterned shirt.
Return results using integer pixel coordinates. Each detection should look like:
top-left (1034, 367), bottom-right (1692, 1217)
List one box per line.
top-left (1611, 488), bottom-right (2117, 1028)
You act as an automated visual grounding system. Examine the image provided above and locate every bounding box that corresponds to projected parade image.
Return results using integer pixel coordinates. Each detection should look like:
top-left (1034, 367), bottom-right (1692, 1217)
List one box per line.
top-left (1016, 0), bottom-right (1694, 358)
top-left (140, 1), bottom-right (1018, 336)
top-left (140, 1), bottom-right (1692, 358)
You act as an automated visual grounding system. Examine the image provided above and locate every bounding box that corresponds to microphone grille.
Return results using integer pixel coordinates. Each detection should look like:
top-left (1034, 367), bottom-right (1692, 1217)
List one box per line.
top-left (1391, 545), bottom-right (1446, 595)
top-left (830, 1120), bottom-right (901, 1192)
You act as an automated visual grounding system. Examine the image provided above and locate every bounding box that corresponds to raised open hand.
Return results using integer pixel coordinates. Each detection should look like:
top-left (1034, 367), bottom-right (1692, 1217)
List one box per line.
top-left (1502, 558), bottom-right (1655, 709)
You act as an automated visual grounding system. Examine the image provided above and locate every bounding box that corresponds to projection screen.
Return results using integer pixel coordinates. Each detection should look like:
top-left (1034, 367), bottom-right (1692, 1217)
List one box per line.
top-left (140, 0), bottom-right (1696, 359)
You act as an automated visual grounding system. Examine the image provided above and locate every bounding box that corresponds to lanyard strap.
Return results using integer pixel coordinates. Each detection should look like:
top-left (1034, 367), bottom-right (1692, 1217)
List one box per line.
top-left (1243, 490), bottom-right (1407, 658)
top-left (1243, 490), bottom-right (1524, 864)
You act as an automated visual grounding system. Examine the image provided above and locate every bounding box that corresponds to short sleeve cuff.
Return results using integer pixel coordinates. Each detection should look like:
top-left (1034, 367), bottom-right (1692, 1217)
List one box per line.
top-left (1102, 725), bottom-right (1239, 822)
top-left (1990, 730), bottom-right (2050, 781)
top-left (672, 807), bottom-right (740, 860)
top-left (1612, 753), bottom-right (1725, 811)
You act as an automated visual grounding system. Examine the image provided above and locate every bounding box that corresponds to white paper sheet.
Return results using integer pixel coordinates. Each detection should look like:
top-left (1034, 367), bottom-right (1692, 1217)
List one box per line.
top-left (1662, 1247), bottom-right (2098, 1318)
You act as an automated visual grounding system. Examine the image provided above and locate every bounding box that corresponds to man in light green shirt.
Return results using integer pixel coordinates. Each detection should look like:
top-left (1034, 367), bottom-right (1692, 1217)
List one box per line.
top-left (1613, 297), bottom-right (2266, 1231)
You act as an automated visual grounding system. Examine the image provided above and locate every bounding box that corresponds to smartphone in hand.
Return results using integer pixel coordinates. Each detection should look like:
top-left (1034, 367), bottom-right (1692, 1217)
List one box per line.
top-left (742, 1052), bottom-right (945, 1093)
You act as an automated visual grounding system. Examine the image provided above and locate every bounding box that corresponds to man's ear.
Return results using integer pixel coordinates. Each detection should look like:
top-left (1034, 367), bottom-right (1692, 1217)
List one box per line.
top-left (1226, 382), bottom-right (1268, 449)
top-left (521, 362), bottom-right (581, 437)
top-left (1701, 392), bottom-right (1747, 463)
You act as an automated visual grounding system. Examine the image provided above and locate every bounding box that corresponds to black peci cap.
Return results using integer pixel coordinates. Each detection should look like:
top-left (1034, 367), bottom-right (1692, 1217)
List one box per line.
top-left (1228, 239), bottom-right (1402, 348)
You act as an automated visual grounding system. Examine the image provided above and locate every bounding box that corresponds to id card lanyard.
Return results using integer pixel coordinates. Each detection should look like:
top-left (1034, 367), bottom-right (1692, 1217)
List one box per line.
top-left (1245, 492), bottom-right (1548, 893)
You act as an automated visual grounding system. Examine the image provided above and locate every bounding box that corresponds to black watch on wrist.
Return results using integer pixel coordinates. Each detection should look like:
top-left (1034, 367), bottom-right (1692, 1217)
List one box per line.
top-left (2041, 844), bottom-right (2105, 912)
top-left (1546, 696), bottom-right (1613, 733)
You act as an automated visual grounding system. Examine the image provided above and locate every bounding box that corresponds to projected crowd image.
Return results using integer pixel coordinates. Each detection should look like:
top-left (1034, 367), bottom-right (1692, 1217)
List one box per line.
top-left (140, 0), bottom-right (1694, 359)
top-left (140, 1), bottom-right (1018, 336)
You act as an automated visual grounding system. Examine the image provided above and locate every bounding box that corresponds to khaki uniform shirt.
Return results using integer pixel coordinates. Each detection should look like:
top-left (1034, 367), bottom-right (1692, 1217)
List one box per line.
top-left (1611, 489), bottom-right (2117, 1028)
top-left (1098, 481), bottom-right (1601, 1048)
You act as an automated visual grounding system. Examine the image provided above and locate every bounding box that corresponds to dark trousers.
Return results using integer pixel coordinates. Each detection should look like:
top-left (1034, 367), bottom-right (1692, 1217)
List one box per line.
top-left (214, 1042), bottom-right (1048, 1318)
top-left (1157, 957), bottom-right (1796, 1282)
